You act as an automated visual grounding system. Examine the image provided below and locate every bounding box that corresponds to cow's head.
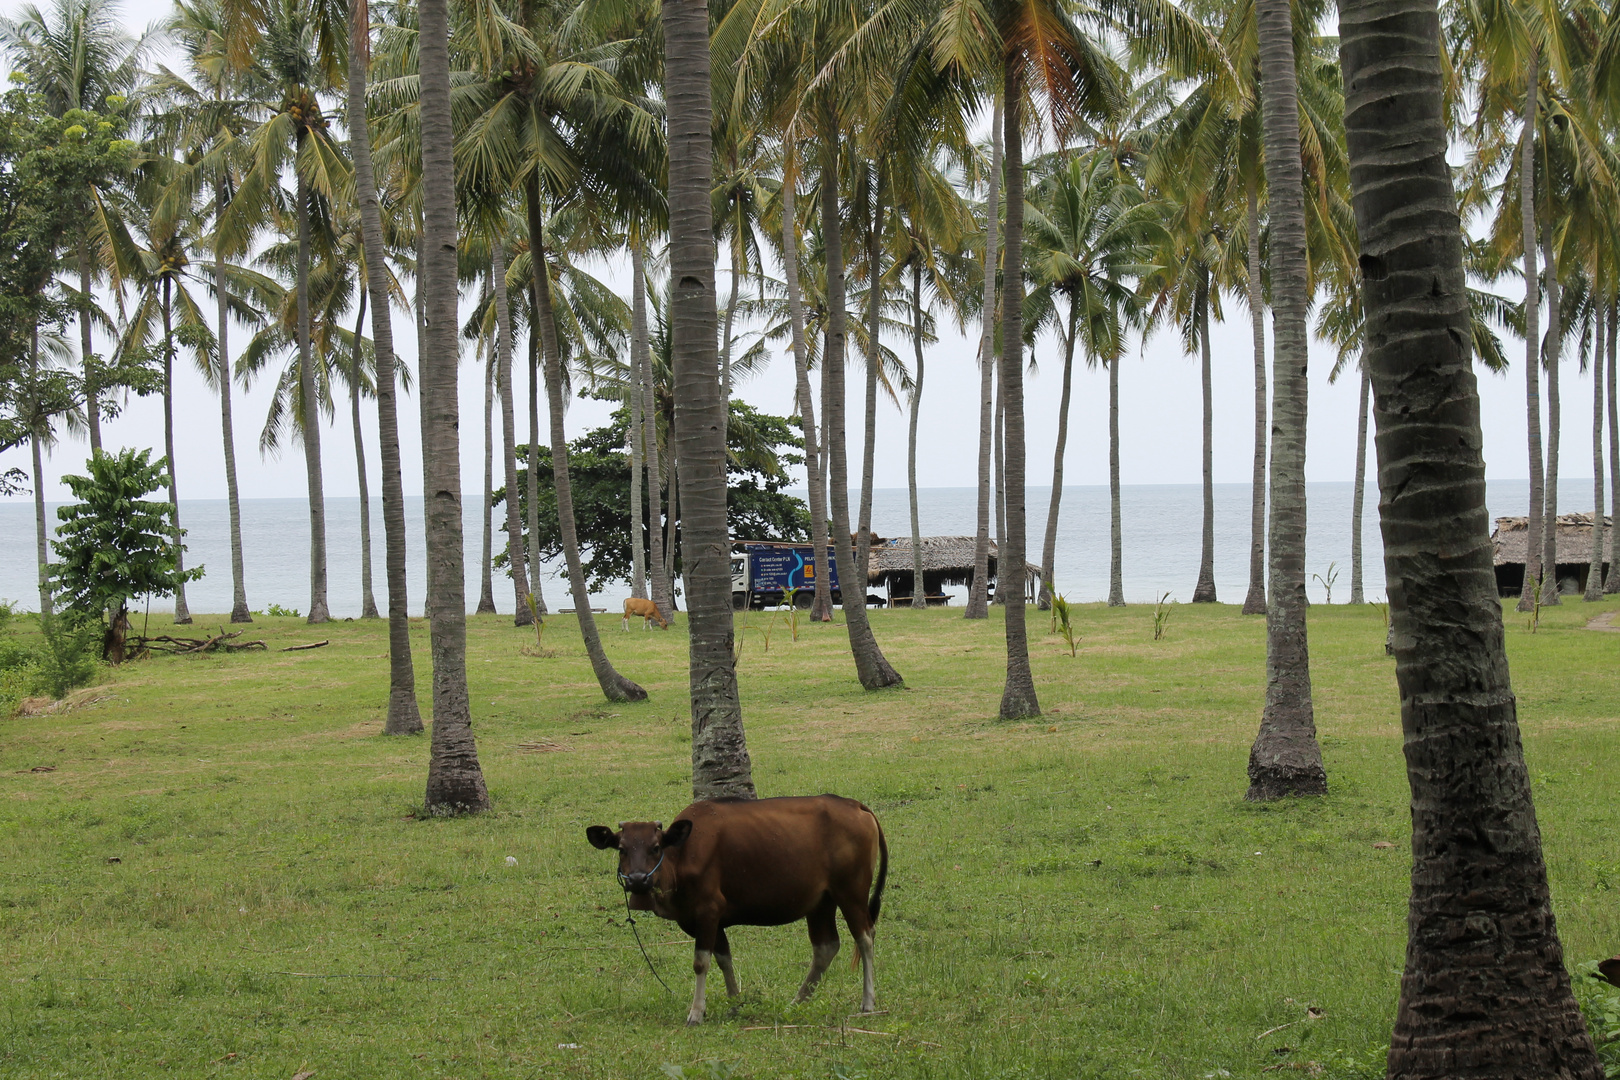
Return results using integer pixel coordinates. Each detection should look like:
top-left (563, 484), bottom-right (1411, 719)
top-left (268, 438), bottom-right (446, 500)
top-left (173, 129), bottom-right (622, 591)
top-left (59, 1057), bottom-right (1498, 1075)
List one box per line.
top-left (586, 819), bottom-right (692, 894)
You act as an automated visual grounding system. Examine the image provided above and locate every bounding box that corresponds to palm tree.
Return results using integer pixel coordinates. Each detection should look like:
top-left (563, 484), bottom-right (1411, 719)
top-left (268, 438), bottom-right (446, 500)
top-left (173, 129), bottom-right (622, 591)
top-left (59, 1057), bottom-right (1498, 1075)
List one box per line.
top-left (0, 0), bottom-right (148, 456)
top-left (491, 239), bottom-right (534, 625)
top-left (476, 324), bottom-right (497, 613)
top-left (347, 0), bottom-right (422, 734)
top-left (1025, 152), bottom-right (1157, 611)
top-left (148, 0), bottom-right (260, 624)
top-left (232, 0), bottom-right (352, 626)
top-left (1244, 0), bottom-right (1326, 799)
top-left (419, 0), bottom-right (489, 811)
top-left (1338, 0), bottom-right (1604, 1068)
top-left (967, 94), bottom-right (1001, 620)
top-left (667, 0), bottom-right (754, 797)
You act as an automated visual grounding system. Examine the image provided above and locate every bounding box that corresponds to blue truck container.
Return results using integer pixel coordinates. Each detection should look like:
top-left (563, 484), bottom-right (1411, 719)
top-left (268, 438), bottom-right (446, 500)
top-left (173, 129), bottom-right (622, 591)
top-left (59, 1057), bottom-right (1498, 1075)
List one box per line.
top-left (731, 541), bottom-right (841, 608)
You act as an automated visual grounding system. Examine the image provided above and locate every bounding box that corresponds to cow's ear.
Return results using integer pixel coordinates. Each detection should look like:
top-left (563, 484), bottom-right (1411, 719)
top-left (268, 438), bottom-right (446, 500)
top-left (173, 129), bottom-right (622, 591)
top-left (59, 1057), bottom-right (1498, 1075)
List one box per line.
top-left (585, 826), bottom-right (619, 851)
top-left (662, 819), bottom-right (693, 848)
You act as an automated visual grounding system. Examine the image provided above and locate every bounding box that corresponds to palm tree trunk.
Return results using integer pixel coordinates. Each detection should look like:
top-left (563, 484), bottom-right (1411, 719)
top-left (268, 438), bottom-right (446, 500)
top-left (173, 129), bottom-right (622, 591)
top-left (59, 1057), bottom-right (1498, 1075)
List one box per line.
top-left (997, 68), bottom-right (1038, 721)
top-left (782, 172), bottom-right (834, 622)
top-left (526, 291), bottom-right (547, 615)
top-left (1608, 299), bottom-right (1619, 593)
top-left (1243, 174), bottom-right (1268, 615)
top-left (1246, 0), bottom-right (1324, 799)
top-left (416, 228), bottom-right (431, 621)
top-left (1540, 227), bottom-right (1561, 605)
top-left (909, 258), bottom-right (927, 610)
top-left (527, 179), bottom-right (646, 703)
top-left (1038, 298), bottom-right (1079, 610)
top-left (1586, 289), bottom-right (1605, 602)
top-left (79, 250), bottom-right (100, 454)
top-left (665, 444), bottom-right (680, 606)
top-left (1337, 9), bottom-right (1603, 1071)
top-left (1108, 351), bottom-right (1124, 606)
top-left (721, 232), bottom-right (740, 442)
top-left (629, 259), bottom-right (647, 602)
top-left (1517, 53), bottom-right (1544, 614)
top-left (493, 244), bottom-right (533, 625)
top-left (633, 244), bottom-right (669, 618)
top-left (477, 332), bottom-right (498, 615)
top-left (857, 168), bottom-right (886, 585)
top-left (821, 101), bottom-right (901, 689)
top-left (1192, 270), bottom-right (1217, 603)
top-left (349, 2), bottom-right (422, 733)
top-left (666, 0), bottom-right (755, 797)
top-left (295, 170), bottom-right (330, 625)
top-left (967, 93), bottom-right (1002, 620)
top-left (351, 292), bottom-right (379, 619)
top-left (216, 180), bottom-right (251, 624)
top-left (162, 278), bottom-right (192, 625)
top-left (419, 0), bottom-right (489, 810)
top-left (1350, 363), bottom-right (1370, 603)
top-left (993, 375), bottom-right (1006, 604)
top-left (32, 430), bottom-right (51, 619)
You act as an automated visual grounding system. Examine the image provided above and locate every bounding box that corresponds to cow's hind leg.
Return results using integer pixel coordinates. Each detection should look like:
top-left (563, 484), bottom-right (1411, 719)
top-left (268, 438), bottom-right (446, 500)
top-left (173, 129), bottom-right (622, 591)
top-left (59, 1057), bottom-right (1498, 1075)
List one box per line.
top-left (836, 894), bottom-right (877, 1013)
top-left (714, 928), bottom-right (740, 997)
top-left (793, 897), bottom-right (840, 1004)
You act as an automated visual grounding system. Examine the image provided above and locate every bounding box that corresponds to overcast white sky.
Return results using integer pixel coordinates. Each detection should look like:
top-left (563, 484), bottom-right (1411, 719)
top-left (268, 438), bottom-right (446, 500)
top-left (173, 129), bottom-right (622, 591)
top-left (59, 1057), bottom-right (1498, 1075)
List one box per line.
top-left (0, 0), bottom-right (1593, 515)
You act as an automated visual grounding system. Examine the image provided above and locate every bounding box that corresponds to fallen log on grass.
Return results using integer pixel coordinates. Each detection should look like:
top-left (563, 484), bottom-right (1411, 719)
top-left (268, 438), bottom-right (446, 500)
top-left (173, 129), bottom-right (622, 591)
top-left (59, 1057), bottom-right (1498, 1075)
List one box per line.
top-left (281, 640), bottom-right (329, 652)
top-left (132, 630), bottom-right (268, 654)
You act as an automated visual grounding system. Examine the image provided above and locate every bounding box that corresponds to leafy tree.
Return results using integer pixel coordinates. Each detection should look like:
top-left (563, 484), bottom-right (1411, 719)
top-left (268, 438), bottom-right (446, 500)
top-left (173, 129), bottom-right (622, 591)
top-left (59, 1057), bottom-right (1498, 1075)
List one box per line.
top-left (50, 448), bottom-right (203, 665)
top-left (499, 402), bottom-right (810, 594)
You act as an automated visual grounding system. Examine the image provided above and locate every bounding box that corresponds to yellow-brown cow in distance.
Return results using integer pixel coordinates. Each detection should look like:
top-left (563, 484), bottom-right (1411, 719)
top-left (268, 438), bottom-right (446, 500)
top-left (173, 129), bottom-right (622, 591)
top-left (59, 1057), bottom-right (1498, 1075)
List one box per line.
top-left (587, 795), bottom-right (888, 1024)
top-left (621, 597), bottom-right (668, 631)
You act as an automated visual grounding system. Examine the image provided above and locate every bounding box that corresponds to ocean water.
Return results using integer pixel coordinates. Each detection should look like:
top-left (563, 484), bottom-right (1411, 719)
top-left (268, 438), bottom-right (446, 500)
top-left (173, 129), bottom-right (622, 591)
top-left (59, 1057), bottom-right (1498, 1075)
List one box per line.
top-left (0, 479), bottom-right (1544, 618)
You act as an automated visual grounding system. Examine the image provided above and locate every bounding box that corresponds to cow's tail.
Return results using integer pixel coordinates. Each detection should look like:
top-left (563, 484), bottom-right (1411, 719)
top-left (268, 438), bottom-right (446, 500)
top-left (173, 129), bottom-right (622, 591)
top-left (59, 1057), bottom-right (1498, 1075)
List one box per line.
top-left (865, 806), bottom-right (888, 925)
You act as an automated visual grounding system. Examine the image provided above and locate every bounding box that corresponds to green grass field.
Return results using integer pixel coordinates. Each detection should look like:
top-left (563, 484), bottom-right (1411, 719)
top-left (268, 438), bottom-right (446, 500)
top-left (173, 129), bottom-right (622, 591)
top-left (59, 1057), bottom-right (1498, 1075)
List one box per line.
top-left (2, 597), bottom-right (1618, 1080)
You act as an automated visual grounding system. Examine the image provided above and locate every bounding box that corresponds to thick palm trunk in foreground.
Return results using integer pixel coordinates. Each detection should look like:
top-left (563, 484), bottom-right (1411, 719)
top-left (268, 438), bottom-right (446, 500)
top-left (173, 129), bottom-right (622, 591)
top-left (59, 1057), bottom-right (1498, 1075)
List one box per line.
top-left (528, 183), bottom-right (646, 703)
top-left (295, 173), bottom-right (330, 625)
top-left (1516, 56), bottom-right (1544, 614)
top-left (493, 244), bottom-right (533, 625)
top-left (1246, 0), bottom-right (1324, 798)
top-left (215, 196), bottom-right (251, 624)
top-left (162, 283), bottom-right (192, 624)
top-left (1243, 176), bottom-right (1268, 615)
top-left (1192, 274), bottom-right (1217, 603)
top-left (666, 0), bottom-right (754, 797)
top-left (419, 0), bottom-right (489, 809)
top-left (822, 113), bottom-right (902, 690)
top-left (1337, 5), bottom-right (1602, 1071)
top-left (349, 1), bottom-right (422, 733)
top-left (967, 94), bottom-right (1002, 620)
top-left (1038, 303), bottom-right (1078, 609)
top-left (1349, 364), bottom-right (1370, 603)
top-left (782, 176), bottom-right (833, 622)
top-left (998, 72), bottom-right (1038, 721)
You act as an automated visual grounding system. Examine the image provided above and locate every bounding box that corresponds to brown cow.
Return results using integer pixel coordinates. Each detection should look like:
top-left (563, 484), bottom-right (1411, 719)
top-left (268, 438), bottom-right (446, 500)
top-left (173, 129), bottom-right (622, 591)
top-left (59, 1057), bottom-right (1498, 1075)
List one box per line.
top-left (622, 597), bottom-right (668, 631)
top-left (586, 795), bottom-right (887, 1024)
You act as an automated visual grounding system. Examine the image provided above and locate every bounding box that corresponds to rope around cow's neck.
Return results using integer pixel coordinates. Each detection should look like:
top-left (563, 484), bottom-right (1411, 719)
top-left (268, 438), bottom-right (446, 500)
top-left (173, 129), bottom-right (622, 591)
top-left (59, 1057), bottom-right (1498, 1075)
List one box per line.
top-left (621, 889), bottom-right (673, 995)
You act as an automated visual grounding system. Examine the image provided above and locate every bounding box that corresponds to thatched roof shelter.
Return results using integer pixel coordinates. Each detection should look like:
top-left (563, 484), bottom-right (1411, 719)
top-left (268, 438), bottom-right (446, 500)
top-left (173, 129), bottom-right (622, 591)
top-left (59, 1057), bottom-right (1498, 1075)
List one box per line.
top-left (1490, 513), bottom-right (1613, 595)
top-left (866, 536), bottom-right (1040, 603)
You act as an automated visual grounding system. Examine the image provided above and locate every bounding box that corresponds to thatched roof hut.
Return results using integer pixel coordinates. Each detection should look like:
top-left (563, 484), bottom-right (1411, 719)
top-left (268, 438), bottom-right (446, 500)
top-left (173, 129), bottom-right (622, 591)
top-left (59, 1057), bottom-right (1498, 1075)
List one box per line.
top-left (865, 536), bottom-right (1040, 605)
top-left (1491, 513), bottom-right (1612, 595)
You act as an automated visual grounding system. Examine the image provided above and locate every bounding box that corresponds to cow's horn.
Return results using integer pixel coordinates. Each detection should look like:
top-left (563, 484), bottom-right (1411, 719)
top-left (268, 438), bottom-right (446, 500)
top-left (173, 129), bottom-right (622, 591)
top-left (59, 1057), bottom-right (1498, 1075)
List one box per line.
top-left (616, 822), bottom-right (625, 829)
top-left (654, 822), bottom-right (663, 830)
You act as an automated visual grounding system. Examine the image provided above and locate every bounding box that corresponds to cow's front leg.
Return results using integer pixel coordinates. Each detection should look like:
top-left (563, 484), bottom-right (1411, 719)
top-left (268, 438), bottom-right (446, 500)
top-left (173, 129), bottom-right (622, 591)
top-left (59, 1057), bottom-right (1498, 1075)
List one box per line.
top-left (714, 928), bottom-right (740, 997)
top-left (687, 923), bottom-right (718, 1025)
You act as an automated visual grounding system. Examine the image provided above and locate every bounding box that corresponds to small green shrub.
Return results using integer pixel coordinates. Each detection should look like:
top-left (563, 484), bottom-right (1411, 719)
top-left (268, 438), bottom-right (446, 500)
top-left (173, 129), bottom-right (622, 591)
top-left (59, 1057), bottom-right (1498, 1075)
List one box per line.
top-left (1153, 592), bottom-right (1176, 640)
top-left (265, 602), bottom-right (301, 618)
top-left (1052, 592), bottom-right (1077, 656)
top-left (34, 614), bottom-right (99, 699)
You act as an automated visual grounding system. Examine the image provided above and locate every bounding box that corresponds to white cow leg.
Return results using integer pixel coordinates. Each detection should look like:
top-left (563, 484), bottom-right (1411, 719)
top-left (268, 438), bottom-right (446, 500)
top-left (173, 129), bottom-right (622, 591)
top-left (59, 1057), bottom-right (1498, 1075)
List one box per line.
top-left (856, 932), bottom-right (876, 1013)
top-left (793, 940), bottom-right (839, 1003)
top-left (687, 948), bottom-right (710, 1025)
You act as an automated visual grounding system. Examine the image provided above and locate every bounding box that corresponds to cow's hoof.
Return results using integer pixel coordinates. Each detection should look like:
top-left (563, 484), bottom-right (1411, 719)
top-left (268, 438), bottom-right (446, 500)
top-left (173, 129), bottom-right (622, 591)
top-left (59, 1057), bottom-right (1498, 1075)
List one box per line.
top-left (685, 1013), bottom-right (704, 1026)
